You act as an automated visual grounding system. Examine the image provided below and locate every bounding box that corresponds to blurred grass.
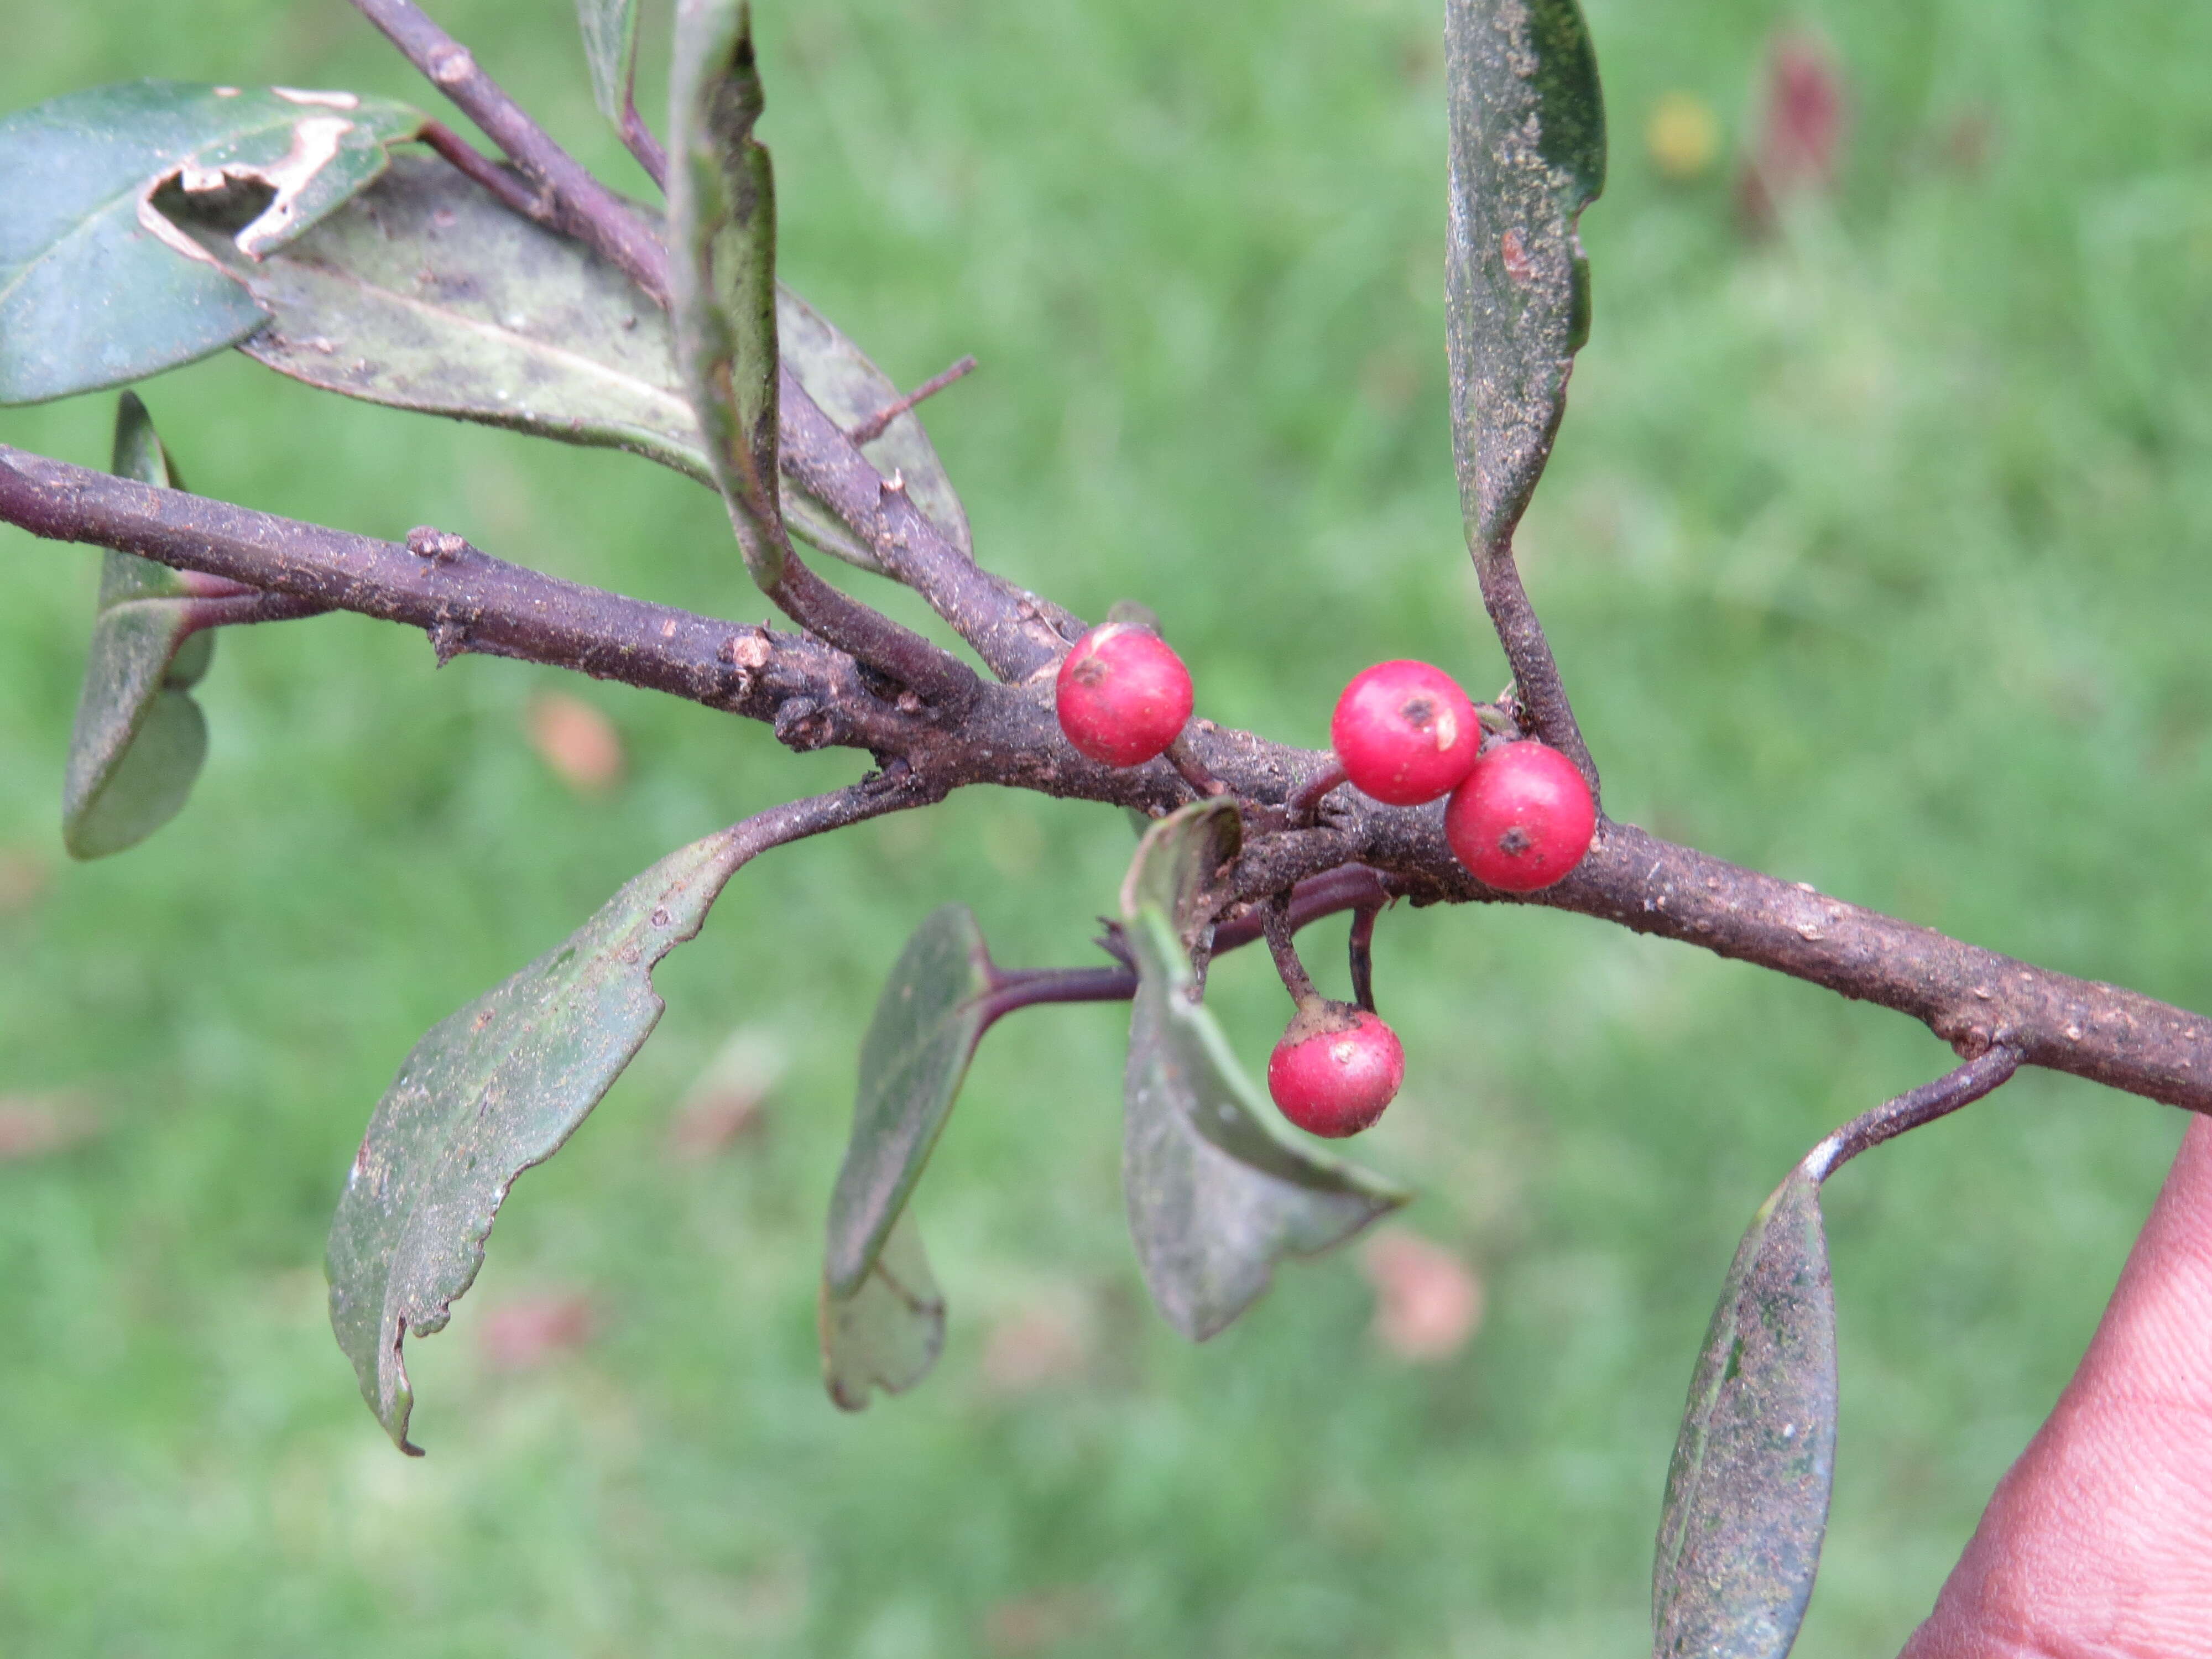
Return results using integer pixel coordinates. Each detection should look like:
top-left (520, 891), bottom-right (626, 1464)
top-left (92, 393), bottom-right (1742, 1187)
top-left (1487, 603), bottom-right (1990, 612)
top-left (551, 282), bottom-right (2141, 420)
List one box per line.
top-left (3, 0), bottom-right (2209, 1652)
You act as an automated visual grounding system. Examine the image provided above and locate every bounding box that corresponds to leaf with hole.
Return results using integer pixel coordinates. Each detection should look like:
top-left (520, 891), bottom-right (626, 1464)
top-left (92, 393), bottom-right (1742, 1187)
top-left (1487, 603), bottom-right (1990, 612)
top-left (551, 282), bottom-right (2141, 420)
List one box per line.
top-left (63, 393), bottom-right (212, 860)
top-left (669, 0), bottom-right (787, 590)
top-left (1119, 801), bottom-right (1408, 1341)
top-left (0, 81), bottom-right (423, 404)
top-left (327, 827), bottom-right (751, 1454)
top-left (1652, 1160), bottom-right (1837, 1658)
top-left (575, 0), bottom-right (643, 134)
top-left (818, 903), bottom-right (995, 1407)
top-left (1444, 0), bottom-right (1606, 552)
top-left (185, 154), bottom-right (888, 572)
top-left (820, 1208), bottom-right (947, 1411)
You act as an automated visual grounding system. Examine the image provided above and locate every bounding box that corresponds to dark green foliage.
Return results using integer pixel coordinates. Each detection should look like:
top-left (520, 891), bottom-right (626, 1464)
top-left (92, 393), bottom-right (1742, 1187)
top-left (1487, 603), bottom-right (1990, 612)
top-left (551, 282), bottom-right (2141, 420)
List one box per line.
top-left (62, 394), bottom-right (210, 859)
top-left (1119, 802), bottom-right (1407, 1340)
top-left (667, 0), bottom-right (787, 589)
top-left (0, 82), bottom-right (422, 404)
top-left (1444, 0), bottom-right (1606, 552)
top-left (818, 904), bottom-right (994, 1407)
top-left (1653, 1163), bottom-right (1836, 1657)
top-left (327, 828), bottom-right (750, 1453)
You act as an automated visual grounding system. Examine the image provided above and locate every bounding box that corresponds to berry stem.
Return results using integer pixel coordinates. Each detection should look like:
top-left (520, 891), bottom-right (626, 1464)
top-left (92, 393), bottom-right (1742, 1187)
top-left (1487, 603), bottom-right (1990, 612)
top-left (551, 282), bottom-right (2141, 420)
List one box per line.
top-left (1348, 905), bottom-right (1379, 1013)
top-left (1164, 734), bottom-right (1229, 799)
top-left (1262, 895), bottom-right (1322, 1010)
top-left (1290, 760), bottom-right (1349, 818)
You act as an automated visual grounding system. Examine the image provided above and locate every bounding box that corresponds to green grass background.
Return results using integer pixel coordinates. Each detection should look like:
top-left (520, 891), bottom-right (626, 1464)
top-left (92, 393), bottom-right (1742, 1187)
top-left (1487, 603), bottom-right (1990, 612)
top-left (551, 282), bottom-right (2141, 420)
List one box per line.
top-left (4, 0), bottom-right (2210, 1652)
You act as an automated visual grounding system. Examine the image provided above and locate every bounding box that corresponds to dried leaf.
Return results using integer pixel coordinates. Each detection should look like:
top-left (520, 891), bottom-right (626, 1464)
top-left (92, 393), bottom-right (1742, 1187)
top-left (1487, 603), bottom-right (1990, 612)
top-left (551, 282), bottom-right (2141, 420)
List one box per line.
top-left (64, 393), bottom-right (213, 860)
top-left (1360, 1228), bottom-right (1484, 1363)
top-left (1119, 801), bottom-right (1408, 1341)
top-left (1736, 30), bottom-right (1848, 233)
top-left (980, 1286), bottom-right (1095, 1394)
top-left (0, 81), bottom-right (422, 404)
top-left (819, 1208), bottom-right (946, 1411)
top-left (1652, 1161), bottom-right (1836, 1658)
top-left (668, 0), bottom-right (788, 590)
top-left (524, 690), bottom-right (625, 796)
top-left (327, 827), bottom-right (752, 1453)
top-left (478, 1290), bottom-right (596, 1371)
top-left (0, 1092), bottom-right (101, 1162)
top-left (666, 1026), bottom-right (786, 1158)
top-left (1444, 0), bottom-right (1606, 553)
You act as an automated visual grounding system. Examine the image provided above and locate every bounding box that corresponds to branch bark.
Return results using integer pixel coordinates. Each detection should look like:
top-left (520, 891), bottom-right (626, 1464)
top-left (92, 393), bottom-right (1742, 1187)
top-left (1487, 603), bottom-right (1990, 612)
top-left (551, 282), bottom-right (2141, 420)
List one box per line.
top-left (8, 440), bottom-right (2209, 1114)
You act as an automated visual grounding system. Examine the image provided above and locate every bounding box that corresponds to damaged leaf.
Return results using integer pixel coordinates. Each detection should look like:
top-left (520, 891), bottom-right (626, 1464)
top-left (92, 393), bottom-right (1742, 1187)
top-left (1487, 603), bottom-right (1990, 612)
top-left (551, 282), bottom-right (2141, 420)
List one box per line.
top-left (1653, 1160), bottom-right (1837, 1658)
top-left (327, 827), bottom-right (752, 1454)
top-left (576, 0), bottom-right (644, 135)
top-left (819, 904), bottom-right (996, 1408)
top-left (821, 1209), bottom-right (947, 1411)
top-left (187, 154), bottom-right (889, 572)
top-left (0, 81), bottom-right (423, 404)
top-left (64, 393), bottom-right (212, 860)
top-left (668, 0), bottom-right (789, 591)
top-left (1444, 0), bottom-right (1606, 554)
top-left (1120, 801), bottom-right (1408, 1342)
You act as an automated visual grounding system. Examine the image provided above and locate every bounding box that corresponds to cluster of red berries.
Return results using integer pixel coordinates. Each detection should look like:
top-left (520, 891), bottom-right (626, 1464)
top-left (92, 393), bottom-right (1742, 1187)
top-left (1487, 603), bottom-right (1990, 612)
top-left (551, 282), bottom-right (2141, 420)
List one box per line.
top-left (1055, 625), bottom-right (1596, 1141)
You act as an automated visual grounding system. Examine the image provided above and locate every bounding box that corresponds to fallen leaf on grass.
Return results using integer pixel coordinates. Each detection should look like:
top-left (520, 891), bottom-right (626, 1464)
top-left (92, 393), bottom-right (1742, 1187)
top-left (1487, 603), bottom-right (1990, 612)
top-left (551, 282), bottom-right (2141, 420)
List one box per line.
top-left (1360, 1229), bottom-right (1484, 1363)
top-left (980, 1287), bottom-right (1095, 1395)
top-left (478, 1290), bottom-right (596, 1370)
top-left (667, 1027), bottom-right (787, 1159)
top-left (1738, 29), bottom-right (1849, 233)
top-left (985, 1587), bottom-right (1106, 1656)
top-left (0, 849), bottom-right (49, 918)
top-left (0, 1092), bottom-right (101, 1161)
top-left (525, 690), bottom-right (625, 796)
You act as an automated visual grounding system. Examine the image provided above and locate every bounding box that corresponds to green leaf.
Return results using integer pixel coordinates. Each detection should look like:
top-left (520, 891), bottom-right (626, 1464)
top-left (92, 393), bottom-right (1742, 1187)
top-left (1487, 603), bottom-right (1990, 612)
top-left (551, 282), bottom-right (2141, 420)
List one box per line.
top-left (575, 0), bottom-right (643, 133)
top-left (1444, 0), bottom-right (1606, 552)
top-left (820, 1209), bottom-right (946, 1411)
top-left (1652, 1161), bottom-right (1837, 1658)
top-left (668, 0), bottom-right (788, 591)
top-left (185, 153), bottom-right (889, 573)
top-left (818, 904), bottom-right (996, 1408)
top-left (62, 393), bottom-right (213, 860)
top-left (1118, 801), bottom-right (1409, 1341)
top-left (201, 154), bottom-right (712, 492)
top-left (826, 904), bottom-right (994, 1297)
top-left (327, 828), bottom-right (750, 1454)
top-left (778, 285), bottom-right (973, 561)
top-left (0, 81), bottom-right (424, 405)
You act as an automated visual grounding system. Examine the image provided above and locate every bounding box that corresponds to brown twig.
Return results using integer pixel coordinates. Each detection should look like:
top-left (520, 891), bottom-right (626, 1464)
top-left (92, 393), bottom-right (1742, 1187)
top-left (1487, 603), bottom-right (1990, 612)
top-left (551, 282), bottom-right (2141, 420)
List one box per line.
top-left (847, 356), bottom-right (978, 447)
top-left (8, 441), bottom-right (2211, 1117)
top-left (347, 0), bottom-right (671, 304)
top-left (416, 120), bottom-right (546, 226)
top-left (1808, 1046), bottom-right (2025, 1181)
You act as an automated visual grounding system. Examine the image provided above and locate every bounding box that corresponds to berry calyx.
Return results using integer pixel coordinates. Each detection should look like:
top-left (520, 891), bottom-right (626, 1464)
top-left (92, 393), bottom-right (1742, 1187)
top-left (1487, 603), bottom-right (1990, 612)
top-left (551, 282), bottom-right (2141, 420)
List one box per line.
top-left (1055, 622), bottom-right (1194, 768)
top-left (1329, 660), bottom-right (1481, 806)
top-left (1267, 1001), bottom-right (1406, 1138)
top-left (1444, 739), bottom-right (1597, 892)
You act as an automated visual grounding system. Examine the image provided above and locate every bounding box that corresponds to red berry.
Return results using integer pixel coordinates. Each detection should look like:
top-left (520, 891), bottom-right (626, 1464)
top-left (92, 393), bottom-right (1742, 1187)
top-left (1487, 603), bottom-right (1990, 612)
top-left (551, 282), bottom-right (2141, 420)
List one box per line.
top-left (1055, 623), bottom-right (1194, 767)
top-left (1444, 740), bottom-right (1597, 892)
top-left (1329, 660), bottom-right (1481, 806)
top-left (1267, 1004), bottom-right (1406, 1138)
